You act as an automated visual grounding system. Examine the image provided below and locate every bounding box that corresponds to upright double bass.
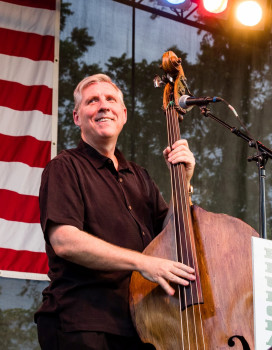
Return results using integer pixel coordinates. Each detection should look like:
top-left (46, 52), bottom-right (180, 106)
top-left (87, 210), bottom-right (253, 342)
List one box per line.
top-left (129, 51), bottom-right (259, 349)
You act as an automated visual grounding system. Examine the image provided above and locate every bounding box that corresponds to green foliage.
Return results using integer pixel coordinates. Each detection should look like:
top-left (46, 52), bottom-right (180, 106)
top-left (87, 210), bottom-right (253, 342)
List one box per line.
top-left (0, 279), bottom-right (47, 349)
top-left (179, 30), bottom-right (272, 232)
top-left (0, 308), bottom-right (39, 350)
top-left (60, 2), bottom-right (73, 32)
top-left (58, 2), bottom-right (101, 150)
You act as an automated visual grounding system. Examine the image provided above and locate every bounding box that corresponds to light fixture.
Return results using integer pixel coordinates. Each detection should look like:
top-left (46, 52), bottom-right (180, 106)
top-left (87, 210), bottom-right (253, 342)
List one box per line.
top-left (235, 1), bottom-right (263, 27)
top-left (158, 0), bottom-right (192, 10)
top-left (166, 0), bottom-right (186, 3)
top-left (203, 0), bottom-right (228, 13)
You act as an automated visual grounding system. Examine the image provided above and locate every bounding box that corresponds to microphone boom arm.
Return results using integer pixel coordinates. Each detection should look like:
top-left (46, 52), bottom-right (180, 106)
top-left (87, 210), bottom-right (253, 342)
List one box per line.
top-left (199, 107), bottom-right (272, 159)
top-left (200, 106), bottom-right (271, 239)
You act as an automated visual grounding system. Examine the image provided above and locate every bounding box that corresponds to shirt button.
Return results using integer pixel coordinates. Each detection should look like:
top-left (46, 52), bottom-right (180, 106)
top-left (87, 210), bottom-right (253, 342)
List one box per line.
top-left (128, 205), bottom-right (132, 211)
top-left (142, 231), bottom-right (145, 236)
top-left (118, 178), bottom-right (123, 183)
top-left (107, 159), bottom-right (112, 164)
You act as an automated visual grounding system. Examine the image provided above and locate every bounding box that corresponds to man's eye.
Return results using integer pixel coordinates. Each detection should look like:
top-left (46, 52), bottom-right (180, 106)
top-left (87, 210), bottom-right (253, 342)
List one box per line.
top-left (107, 97), bottom-right (116, 102)
top-left (88, 98), bottom-right (97, 104)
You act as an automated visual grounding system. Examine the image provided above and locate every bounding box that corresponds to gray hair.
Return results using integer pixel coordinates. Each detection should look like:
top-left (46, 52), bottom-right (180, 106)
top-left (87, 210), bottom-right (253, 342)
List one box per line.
top-left (73, 74), bottom-right (125, 112)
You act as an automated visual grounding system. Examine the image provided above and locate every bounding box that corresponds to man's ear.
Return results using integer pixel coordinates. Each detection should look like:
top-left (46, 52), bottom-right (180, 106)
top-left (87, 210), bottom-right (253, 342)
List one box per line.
top-left (123, 108), bottom-right (127, 125)
top-left (73, 110), bottom-right (81, 127)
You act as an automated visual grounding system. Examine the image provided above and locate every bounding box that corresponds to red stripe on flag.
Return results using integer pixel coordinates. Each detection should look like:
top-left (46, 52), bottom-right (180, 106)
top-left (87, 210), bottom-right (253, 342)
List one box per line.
top-left (0, 189), bottom-right (40, 223)
top-left (0, 248), bottom-right (48, 274)
top-left (0, 28), bottom-right (54, 61)
top-left (0, 80), bottom-right (52, 115)
top-left (0, 134), bottom-right (51, 168)
top-left (3, 0), bottom-right (56, 10)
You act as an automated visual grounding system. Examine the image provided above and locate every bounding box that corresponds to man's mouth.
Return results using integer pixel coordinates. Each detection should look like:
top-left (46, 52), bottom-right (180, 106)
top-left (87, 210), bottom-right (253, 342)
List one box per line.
top-left (96, 117), bottom-right (112, 122)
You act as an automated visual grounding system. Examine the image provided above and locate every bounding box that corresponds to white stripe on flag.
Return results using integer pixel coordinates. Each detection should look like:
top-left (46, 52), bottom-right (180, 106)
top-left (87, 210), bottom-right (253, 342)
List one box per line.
top-left (0, 1), bottom-right (56, 36)
top-left (0, 0), bottom-right (59, 278)
top-left (0, 219), bottom-right (45, 252)
top-left (0, 107), bottom-right (51, 141)
top-left (0, 270), bottom-right (49, 281)
top-left (1, 54), bottom-right (54, 88)
top-left (0, 161), bottom-right (43, 196)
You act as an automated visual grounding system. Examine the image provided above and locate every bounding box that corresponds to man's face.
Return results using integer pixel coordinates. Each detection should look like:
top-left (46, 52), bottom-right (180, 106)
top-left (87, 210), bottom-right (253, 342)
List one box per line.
top-left (73, 82), bottom-right (127, 147)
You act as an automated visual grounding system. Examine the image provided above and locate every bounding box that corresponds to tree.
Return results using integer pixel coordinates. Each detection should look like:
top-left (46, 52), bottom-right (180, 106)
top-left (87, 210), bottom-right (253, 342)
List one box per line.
top-left (182, 30), bottom-right (272, 232)
top-left (102, 35), bottom-right (272, 234)
top-left (57, 2), bottom-right (101, 150)
top-left (0, 279), bottom-right (47, 350)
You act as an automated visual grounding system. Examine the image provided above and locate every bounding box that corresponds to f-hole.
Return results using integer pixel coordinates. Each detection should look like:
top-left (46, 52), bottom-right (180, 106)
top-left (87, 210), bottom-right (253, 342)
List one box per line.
top-left (228, 335), bottom-right (250, 349)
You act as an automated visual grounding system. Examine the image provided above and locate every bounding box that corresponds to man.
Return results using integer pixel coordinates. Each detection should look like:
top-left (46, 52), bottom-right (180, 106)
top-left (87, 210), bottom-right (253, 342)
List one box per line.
top-left (35, 74), bottom-right (196, 350)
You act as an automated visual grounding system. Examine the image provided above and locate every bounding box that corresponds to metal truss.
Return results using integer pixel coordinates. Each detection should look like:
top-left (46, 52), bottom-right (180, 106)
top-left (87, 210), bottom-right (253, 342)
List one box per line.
top-left (112, 0), bottom-right (272, 43)
top-left (112, 0), bottom-right (229, 36)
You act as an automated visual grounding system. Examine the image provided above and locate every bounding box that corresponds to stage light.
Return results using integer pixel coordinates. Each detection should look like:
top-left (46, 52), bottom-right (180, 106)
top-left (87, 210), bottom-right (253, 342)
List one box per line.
top-left (235, 1), bottom-right (263, 26)
top-left (158, 0), bottom-right (192, 10)
top-left (203, 0), bottom-right (228, 13)
top-left (166, 0), bottom-right (186, 3)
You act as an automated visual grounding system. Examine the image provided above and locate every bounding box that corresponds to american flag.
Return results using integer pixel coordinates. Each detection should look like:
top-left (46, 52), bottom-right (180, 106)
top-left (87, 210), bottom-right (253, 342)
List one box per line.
top-left (0, 0), bottom-right (60, 279)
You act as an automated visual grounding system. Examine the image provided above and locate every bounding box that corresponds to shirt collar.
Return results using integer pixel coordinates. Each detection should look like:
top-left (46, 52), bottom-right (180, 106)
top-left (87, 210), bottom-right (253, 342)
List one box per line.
top-left (76, 139), bottom-right (134, 174)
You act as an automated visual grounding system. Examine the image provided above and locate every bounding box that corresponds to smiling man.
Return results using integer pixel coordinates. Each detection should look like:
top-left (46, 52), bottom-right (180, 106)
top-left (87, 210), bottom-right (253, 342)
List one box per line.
top-left (35, 74), bottom-right (196, 350)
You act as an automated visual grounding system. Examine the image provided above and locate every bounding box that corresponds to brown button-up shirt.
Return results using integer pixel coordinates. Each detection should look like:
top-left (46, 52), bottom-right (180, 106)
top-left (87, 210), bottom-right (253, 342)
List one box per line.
top-left (36, 140), bottom-right (168, 336)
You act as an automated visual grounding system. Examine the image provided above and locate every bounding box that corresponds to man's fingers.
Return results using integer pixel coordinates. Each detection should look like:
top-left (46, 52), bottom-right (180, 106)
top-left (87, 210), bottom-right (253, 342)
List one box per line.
top-left (157, 277), bottom-right (176, 296)
top-left (173, 261), bottom-right (195, 273)
top-left (168, 153), bottom-right (194, 165)
top-left (168, 145), bottom-right (194, 160)
top-left (172, 139), bottom-right (189, 148)
top-left (157, 272), bottom-right (194, 296)
top-left (170, 266), bottom-right (196, 281)
top-left (168, 273), bottom-right (191, 287)
top-left (139, 255), bottom-right (196, 296)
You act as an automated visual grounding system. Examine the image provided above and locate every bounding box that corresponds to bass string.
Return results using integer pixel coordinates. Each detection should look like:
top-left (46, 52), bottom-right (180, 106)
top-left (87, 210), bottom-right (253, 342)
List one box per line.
top-left (170, 105), bottom-right (206, 349)
top-left (168, 106), bottom-right (203, 349)
top-left (167, 106), bottom-right (194, 348)
top-left (171, 106), bottom-right (206, 350)
top-left (172, 108), bottom-right (205, 349)
top-left (166, 106), bottom-right (185, 350)
top-left (167, 105), bottom-right (206, 349)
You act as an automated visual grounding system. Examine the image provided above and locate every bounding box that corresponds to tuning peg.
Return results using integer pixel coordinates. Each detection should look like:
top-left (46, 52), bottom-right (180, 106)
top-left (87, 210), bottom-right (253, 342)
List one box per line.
top-left (153, 75), bottom-right (165, 88)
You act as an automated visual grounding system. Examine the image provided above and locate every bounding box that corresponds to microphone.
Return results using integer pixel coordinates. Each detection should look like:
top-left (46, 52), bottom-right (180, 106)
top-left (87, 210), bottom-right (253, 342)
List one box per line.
top-left (179, 95), bottom-right (222, 110)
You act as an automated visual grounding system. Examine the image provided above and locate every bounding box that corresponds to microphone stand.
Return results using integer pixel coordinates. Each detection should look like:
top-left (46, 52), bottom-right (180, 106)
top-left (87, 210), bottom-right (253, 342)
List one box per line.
top-left (199, 106), bottom-right (272, 240)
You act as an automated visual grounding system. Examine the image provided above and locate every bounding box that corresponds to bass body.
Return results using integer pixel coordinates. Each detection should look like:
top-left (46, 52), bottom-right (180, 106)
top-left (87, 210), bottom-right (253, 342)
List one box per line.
top-left (130, 205), bottom-right (258, 349)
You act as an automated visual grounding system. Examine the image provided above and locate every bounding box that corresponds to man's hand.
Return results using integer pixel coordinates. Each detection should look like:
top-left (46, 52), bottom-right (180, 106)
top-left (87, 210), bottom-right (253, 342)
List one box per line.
top-left (163, 139), bottom-right (195, 187)
top-left (137, 254), bottom-right (195, 296)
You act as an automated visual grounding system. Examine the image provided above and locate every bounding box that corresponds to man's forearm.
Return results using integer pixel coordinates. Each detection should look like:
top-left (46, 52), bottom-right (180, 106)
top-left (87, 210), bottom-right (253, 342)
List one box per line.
top-left (48, 224), bottom-right (144, 271)
top-left (48, 224), bottom-right (195, 295)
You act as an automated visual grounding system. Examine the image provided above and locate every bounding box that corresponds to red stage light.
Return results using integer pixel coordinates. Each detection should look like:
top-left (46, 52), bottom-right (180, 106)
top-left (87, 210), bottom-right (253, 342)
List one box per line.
top-left (203, 0), bottom-right (228, 13)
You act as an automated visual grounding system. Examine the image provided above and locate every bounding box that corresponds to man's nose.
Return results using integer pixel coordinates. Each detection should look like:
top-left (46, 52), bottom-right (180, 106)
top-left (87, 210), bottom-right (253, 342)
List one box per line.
top-left (98, 98), bottom-right (110, 112)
